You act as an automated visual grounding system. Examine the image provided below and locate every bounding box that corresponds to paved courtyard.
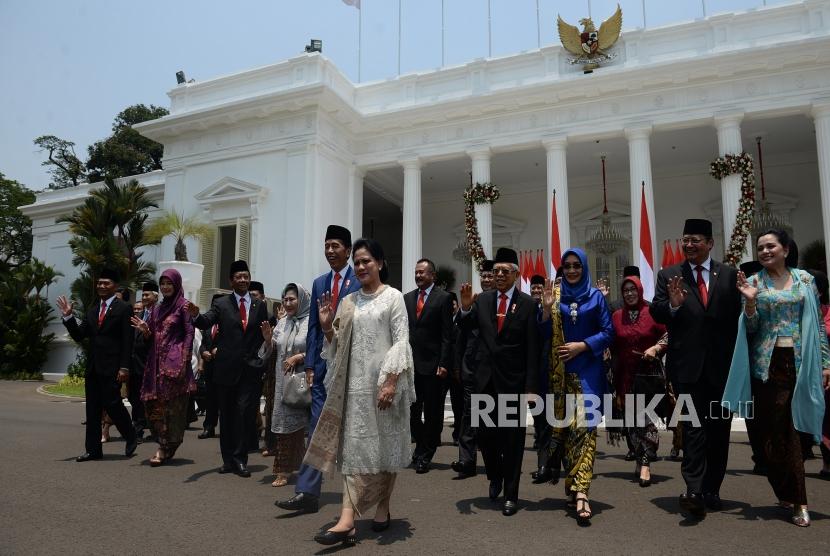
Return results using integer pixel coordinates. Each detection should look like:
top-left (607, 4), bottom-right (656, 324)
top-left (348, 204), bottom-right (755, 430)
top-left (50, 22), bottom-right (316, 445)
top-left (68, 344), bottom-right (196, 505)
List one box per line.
top-left (1, 380), bottom-right (829, 554)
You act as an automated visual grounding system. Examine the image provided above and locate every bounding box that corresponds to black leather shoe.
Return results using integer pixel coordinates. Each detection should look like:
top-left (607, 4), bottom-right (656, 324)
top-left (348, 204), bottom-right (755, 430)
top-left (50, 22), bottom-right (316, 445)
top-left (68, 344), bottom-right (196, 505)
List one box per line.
top-left (502, 500), bottom-right (518, 516)
top-left (489, 479), bottom-right (503, 501)
top-left (276, 493), bottom-right (319, 514)
top-left (624, 450), bottom-right (636, 461)
top-left (235, 463), bottom-right (251, 477)
top-left (218, 464), bottom-right (233, 474)
top-left (531, 467), bottom-right (553, 484)
top-left (451, 461), bottom-right (476, 478)
top-left (76, 453), bottom-right (102, 462)
top-left (198, 428), bottom-right (215, 439)
top-left (371, 512), bottom-right (391, 532)
top-left (415, 460), bottom-right (430, 474)
top-left (313, 528), bottom-right (356, 546)
top-left (704, 493), bottom-right (723, 511)
top-left (125, 438), bottom-right (138, 457)
top-left (679, 493), bottom-right (706, 517)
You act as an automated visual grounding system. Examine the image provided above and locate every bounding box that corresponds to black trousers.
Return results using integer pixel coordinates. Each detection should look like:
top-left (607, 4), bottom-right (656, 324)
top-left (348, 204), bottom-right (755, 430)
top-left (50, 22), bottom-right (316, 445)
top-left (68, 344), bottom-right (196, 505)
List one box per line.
top-left (245, 376), bottom-right (263, 451)
top-left (477, 389), bottom-right (525, 502)
top-left (677, 380), bottom-right (732, 496)
top-left (216, 377), bottom-right (261, 466)
top-left (85, 373), bottom-right (135, 456)
top-left (202, 368), bottom-right (219, 430)
top-left (456, 370), bottom-right (478, 466)
top-left (412, 373), bottom-right (447, 463)
top-left (444, 373), bottom-right (464, 442)
top-left (127, 372), bottom-right (145, 436)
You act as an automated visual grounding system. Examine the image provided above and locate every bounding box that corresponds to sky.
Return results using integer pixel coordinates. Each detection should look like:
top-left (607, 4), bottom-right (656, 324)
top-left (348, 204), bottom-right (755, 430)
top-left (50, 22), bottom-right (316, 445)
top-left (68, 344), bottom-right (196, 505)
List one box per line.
top-left (0, 0), bottom-right (786, 190)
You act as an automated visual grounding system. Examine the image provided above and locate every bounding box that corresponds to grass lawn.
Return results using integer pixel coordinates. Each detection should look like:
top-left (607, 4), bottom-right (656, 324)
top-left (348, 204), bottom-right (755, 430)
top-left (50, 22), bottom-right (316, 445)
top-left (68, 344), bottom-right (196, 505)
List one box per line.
top-left (43, 381), bottom-right (85, 398)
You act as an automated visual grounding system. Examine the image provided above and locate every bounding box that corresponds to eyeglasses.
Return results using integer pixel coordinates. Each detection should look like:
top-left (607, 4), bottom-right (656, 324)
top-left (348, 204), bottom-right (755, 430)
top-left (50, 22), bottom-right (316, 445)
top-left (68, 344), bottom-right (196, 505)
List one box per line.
top-left (492, 268), bottom-right (514, 276)
top-left (562, 263), bottom-right (583, 270)
top-left (681, 237), bottom-right (706, 246)
top-left (622, 287), bottom-right (638, 294)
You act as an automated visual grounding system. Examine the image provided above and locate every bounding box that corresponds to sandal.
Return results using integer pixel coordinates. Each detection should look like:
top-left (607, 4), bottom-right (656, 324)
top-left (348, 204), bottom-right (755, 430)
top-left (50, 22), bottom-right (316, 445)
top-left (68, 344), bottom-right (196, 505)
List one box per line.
top-left (575, 495), bottom-right (592, 525)
top-left (792, 507), bottom-right (810, 527)
top-left (149, 449), bottom-right (167, 467)
top-left (271, 474), bottom-right (288, 487)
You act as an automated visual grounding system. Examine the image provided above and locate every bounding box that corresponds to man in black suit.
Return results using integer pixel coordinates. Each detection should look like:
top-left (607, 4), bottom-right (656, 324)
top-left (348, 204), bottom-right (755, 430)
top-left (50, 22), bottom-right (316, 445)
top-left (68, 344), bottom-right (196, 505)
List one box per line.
top-left (445, 292), bottom-right (464, 446)
top-left (187, 260), bottom-right (269, 477)
top-left (128, 280), bottom-right (158, 442)
top-left (56, 268), bottom-right (138, 461)
top-left (459, 248), bottom-right (540, 516)
top-left (405, 258), bottom-right (454, 474)
top-left (652, 219), bottom-right (741, 517)
top-left (197, 293), bottom-right (224, 439)
top-left (451, 259), bottom-right (494, 479)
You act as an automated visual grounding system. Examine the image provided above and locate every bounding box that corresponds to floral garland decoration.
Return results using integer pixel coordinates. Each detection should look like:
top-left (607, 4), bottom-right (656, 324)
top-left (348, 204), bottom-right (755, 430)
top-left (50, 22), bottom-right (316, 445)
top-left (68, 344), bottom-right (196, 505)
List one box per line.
top-left (709, 152), bottom-right (755, 267)
top-left (462, 182), bottom-right (500, 271)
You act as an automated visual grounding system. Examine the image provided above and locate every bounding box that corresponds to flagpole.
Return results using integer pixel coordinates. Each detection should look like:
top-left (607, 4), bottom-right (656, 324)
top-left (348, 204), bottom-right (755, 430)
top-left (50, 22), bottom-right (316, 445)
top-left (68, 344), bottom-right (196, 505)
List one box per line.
top-left (441, 0), bottom-right (445, 66)
top-left (487, 0), bottom-right (492, 57)
top-left (397, 0), bottom-right (402, 75)
top-left (536, 0), bottom-right (541, 48)
top-left (358, 4), bottom-right (363, 82)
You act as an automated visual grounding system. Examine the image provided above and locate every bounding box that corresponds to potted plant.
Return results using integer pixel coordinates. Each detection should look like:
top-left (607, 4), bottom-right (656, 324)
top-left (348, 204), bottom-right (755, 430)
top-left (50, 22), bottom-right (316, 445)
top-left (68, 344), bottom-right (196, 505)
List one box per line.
top-left (145, 210), bottom-right (212, 297)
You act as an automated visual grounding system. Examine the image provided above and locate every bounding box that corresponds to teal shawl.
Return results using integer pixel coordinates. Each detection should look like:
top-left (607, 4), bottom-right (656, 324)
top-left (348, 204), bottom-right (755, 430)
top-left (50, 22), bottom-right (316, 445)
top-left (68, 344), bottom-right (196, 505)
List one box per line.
top-left (722, 269), bottom-right (825, 443)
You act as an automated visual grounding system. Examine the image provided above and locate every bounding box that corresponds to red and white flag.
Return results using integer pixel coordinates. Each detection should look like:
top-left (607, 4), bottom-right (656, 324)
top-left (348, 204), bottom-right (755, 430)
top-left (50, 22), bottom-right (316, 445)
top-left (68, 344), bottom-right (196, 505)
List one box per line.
top-left (534, 249), bottom-right (547, 279)
top-left (342, 0), bottom-right (360, 8)
top-left (550, 191), bottom-right (562, 276)
top-left (674, 239), bottom-right (683, 266)
top-left (522, 250), bottom-right (532, 292)
top-left (638, 183), bottom-right (655, 301)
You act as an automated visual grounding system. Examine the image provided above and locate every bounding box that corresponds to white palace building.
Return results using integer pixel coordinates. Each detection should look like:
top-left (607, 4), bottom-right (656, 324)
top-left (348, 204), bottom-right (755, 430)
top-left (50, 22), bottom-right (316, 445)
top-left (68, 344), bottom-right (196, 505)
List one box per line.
top-left (23, 0), bottom-right (830, 374)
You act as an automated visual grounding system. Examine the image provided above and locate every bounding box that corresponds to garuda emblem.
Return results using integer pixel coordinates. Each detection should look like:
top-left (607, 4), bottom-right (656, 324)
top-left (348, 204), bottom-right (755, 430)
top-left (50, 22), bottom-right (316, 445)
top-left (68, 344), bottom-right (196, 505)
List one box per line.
top-left (558, 4), bottom-right (622, 72)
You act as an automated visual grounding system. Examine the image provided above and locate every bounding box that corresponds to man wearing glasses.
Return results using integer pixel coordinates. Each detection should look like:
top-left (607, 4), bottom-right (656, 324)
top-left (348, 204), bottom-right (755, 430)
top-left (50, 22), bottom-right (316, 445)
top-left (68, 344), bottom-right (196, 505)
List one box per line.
top-left (459, 248), bottom-right (540, 516)
top-left (652, 219), bottom-right (741, 518)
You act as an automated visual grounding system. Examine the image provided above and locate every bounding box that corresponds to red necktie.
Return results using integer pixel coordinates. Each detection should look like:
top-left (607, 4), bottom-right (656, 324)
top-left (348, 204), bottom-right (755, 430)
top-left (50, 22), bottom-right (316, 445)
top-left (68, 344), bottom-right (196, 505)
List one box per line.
top-left (331, 273), bottom-right (341, 312)
top-left (497, 293), bottom-right (508, 333)
top-left (695, 265), bottom-right (708, 308)
top-left (239, 298), bottom-right (247, 331)
top-left (98, 301), bottom-right (107, 326)
top-left (416, 289), bottom-right (426, 318)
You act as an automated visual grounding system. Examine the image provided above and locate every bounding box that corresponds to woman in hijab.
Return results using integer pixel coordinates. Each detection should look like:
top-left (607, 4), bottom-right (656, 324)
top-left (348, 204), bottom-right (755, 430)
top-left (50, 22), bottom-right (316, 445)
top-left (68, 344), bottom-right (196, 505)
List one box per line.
top-left (131, 269), bottom-right (196, 466)
top-left (259, 283), bottom-right (312, 487)
top-left (611, 275), bottom-right (667, 488)
top-left (540, 248), bottom-right (613, 524)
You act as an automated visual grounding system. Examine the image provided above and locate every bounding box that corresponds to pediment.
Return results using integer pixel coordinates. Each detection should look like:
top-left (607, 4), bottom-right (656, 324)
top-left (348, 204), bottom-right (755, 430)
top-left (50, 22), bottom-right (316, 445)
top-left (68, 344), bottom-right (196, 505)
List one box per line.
top-left (195, 177), bottom-right (267, 206)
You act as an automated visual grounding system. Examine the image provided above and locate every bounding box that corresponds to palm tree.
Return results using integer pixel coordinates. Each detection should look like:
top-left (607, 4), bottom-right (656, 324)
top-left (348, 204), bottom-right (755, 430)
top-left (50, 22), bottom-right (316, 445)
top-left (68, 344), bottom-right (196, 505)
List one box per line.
top-left (58, 178), bottom-right (158, 310)
top-left (145, 210), bottom-right (212, 262)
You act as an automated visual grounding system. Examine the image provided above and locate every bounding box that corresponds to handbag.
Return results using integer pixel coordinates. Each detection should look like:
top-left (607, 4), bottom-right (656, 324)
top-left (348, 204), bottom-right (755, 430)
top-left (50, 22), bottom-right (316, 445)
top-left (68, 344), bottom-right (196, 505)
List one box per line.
top-left (282, 367), bottom-right (311, 409)
top-left (632, 357), bottom-right (669, 418)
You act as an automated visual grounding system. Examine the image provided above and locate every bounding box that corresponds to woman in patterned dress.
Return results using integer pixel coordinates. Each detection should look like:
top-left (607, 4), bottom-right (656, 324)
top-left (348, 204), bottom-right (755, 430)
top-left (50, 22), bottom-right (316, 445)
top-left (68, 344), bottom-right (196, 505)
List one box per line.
top-left (304, 238), bottom-right (415, 546)
top-left (131, 269), bottom-right (196, 466)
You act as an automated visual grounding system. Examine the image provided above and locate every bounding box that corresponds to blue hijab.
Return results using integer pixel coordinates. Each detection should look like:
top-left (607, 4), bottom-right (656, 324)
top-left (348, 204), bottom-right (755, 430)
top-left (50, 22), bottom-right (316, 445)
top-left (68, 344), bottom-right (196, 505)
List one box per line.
top-left (560, 248), bottom-right (595, 304)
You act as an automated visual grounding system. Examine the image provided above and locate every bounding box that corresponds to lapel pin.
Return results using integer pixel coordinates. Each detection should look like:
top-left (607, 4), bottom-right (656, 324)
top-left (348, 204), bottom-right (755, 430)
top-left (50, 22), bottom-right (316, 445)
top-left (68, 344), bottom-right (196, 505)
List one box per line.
top-left (511, 303), bottom-right (517, 314)
top-left (345, 279), bottom-right (350, 289)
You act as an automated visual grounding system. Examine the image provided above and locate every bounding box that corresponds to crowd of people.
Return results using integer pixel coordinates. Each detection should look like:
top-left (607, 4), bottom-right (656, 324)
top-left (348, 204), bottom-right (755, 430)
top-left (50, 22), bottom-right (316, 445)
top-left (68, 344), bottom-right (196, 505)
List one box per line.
top-left (56, 218), bottom-right (830, 544)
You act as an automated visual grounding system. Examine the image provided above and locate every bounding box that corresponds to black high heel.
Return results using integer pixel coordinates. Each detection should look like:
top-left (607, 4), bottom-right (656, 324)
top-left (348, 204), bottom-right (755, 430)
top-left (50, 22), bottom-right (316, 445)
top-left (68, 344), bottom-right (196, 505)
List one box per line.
top-left (638, 456), bottom-right (651, 487)
top-left (313, 527), bottom-right (356, 546)
top-left (371, 512), bottom-right (391, 532)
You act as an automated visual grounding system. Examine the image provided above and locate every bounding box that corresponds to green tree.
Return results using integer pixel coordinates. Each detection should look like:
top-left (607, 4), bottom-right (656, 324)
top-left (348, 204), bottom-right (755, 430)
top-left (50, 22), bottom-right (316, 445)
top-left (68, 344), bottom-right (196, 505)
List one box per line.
top-left (33, 135), bottom-right (87, 189)
top-left (59, 178), bottom-right (159, 310)
top-left (0, 259), bottom-right (61, 379)
top-left (0, 173), bottom-right (36, 268)
top-left (86, 104), bottom-right (169, 182)
top-left (145, 210), bottom-right (212, 261)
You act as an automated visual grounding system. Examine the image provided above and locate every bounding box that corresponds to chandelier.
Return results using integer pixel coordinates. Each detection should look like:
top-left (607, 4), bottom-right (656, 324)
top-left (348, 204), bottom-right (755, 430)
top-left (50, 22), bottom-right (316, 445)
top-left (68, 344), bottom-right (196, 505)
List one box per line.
top-left (751, 137), bottom-right (791, 238)
top-left (452, 239), bottom-right (471, 263)
top-left (587, 156), bottom-right (627, 256)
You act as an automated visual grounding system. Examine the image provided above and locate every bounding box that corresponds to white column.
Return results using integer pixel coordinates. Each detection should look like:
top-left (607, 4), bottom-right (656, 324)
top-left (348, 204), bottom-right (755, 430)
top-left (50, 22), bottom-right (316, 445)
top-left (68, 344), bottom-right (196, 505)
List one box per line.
top-left (468, 148), bottom-right (492, 291)
top-left (813, 101), bottom-right (830, 272)
top-left (401, 157), bottom-right (422, 293)
top-left (348, 166), bottom-right (365, 239)
top-left (625, 125), bottom-right (656, 272)
top-left (543, 136), bottom-right (571, 270)
top-left (714, 112), bottom-right (750, 263)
